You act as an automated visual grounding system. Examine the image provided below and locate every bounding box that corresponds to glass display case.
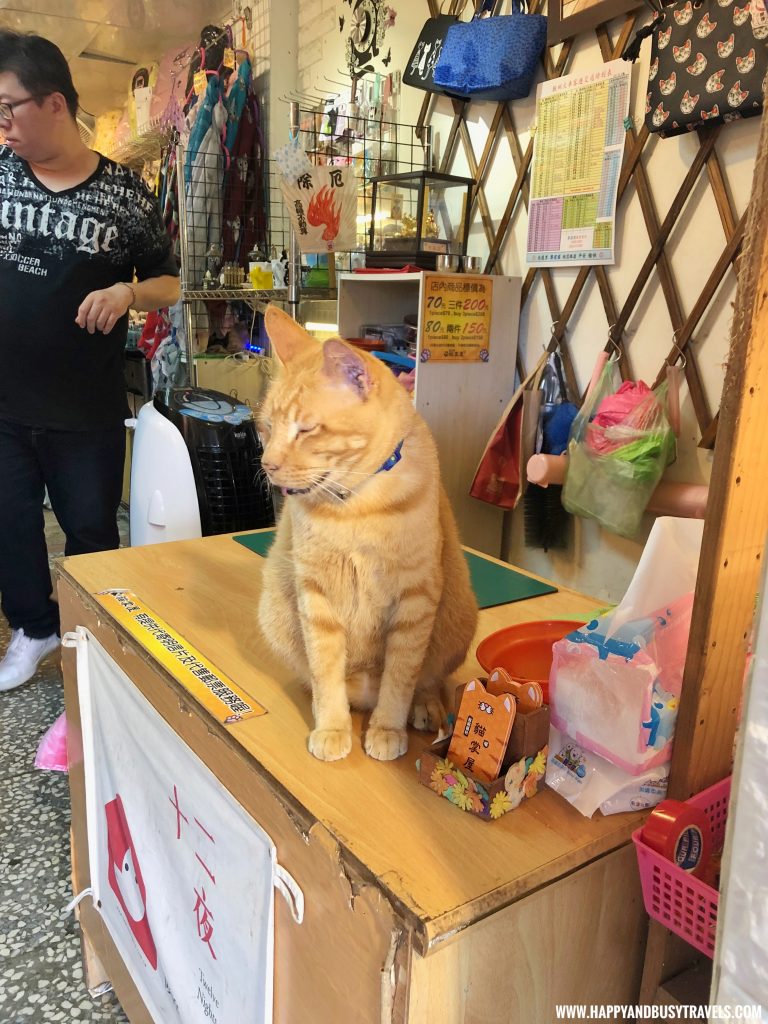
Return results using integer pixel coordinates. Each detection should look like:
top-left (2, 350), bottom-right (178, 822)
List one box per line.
top-left (366, 171), bottom-right (474, 270)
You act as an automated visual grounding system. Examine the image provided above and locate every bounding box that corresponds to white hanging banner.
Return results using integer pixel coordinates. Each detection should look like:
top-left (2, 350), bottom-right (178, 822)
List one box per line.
top-left (279, 163), bottom-right (358, 254)
top-left (67, 627), bottom-right (303, 1024)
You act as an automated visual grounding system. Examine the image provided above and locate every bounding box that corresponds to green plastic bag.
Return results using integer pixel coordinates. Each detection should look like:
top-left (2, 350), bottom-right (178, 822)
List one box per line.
top-left (562, 361), bottom-right (675, 538)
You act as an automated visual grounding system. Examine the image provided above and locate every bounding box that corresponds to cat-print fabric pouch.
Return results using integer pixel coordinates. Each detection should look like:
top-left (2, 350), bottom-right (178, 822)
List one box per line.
top-left (623, 0), bottom-right (768, 137)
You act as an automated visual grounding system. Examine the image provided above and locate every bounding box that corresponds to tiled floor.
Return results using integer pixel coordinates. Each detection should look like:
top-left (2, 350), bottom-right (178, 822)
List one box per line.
top-left (0, 511), bottom-right (129, 1023)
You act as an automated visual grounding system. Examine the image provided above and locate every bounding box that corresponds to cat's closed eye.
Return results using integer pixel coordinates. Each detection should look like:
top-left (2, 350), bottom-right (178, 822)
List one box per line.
top-left (296, 424), bottom-right (321, 436)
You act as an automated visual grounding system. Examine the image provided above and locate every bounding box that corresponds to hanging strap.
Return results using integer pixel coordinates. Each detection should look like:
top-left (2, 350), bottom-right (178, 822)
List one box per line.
top-left (622, 5), bottom-right (663, 62)
top-left (273, 863), bottom-right (304, 924)
top-left (63, 887), bottom-right (94, 917)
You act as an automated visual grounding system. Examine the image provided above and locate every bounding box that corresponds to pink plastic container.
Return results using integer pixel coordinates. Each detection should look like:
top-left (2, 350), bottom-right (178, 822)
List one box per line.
top-left (632, 776), bottom-right (731, 958)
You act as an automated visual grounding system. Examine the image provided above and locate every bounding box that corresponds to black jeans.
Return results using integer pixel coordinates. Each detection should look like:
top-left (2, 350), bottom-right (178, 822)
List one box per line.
top-left (0, 418), bottom-right (125, 638)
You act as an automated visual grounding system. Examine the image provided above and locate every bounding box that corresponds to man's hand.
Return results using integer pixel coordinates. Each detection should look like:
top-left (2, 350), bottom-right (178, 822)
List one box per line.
top-left (75, 283), bottom-right (133, 335)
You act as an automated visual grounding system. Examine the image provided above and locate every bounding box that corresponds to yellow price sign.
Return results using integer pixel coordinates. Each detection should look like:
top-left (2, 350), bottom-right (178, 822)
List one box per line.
top-left (223, 47), bottom-right (236, 69)
top-left (420, 274), bottom-right (493, 362)
top-left (193, 70), bottom-right (208, 96)
top-left (95, 590), bottom-right (267, 725)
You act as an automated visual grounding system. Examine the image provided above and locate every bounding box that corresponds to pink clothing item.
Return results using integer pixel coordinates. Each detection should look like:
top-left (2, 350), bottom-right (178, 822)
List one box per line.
top-left (587, 380), bottom-right (661, 455)
top-left (592, 380), bottom-right (652, 428)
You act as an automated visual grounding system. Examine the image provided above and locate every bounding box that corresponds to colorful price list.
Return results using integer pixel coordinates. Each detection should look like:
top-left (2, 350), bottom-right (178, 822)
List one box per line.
top-left (420, 274), bottom-right (493, 363)
top-left (526, 60), bottom-right (630, 267)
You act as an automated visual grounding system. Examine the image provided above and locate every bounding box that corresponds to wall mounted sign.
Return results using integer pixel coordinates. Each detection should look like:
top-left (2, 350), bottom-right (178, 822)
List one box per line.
top-left (527, 60), bottom-right (631, 267)
top-left (420, 274), bottom-right (493, 362)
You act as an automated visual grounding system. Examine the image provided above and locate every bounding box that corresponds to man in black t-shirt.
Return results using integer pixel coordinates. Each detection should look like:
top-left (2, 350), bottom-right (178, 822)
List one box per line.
top-left (0, 31), bottom-right (180, 692)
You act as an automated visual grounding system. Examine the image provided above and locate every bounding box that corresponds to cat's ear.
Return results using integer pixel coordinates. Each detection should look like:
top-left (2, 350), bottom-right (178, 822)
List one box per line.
top-left (265, 305), bottom-right (316, 364)
top-left (322, 339), bottom-right (373, 398)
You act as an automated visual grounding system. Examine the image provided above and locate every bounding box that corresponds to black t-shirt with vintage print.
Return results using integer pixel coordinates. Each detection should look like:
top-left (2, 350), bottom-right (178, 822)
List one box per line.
top-left (0, 146), bottom-right (178, 430)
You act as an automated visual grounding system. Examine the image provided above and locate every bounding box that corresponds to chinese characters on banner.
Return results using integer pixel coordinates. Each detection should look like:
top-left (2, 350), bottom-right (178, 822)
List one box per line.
top-left (420, 274), bottom-right (493, 363)
top-left (526, 60), bottom-right (631, 267)
top-left (72, 628), bottom-right (303, 1024)
top-left (279, 163), bottom-right (358, 253)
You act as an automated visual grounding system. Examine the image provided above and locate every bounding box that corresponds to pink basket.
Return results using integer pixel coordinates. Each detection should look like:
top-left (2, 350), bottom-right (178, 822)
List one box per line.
top-left (632, 776), bottom-right (731, 959)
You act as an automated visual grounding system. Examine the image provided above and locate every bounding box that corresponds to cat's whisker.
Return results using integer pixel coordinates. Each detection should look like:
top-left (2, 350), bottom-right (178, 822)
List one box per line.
top-left (312, 478), bottom-right (347, 504)
top-left (301, 466), bottom-right (373, 477)
top-left (326, 477), bottom-right (360, 497)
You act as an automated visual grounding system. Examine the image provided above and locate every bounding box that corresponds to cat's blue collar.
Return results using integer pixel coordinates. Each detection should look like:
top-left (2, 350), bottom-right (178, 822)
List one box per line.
top-left (375, 439), bottom-right (403, 474)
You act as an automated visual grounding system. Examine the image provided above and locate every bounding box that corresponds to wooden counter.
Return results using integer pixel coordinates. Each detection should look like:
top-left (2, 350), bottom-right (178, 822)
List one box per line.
top-left (59, 534), bottom-right (648, 1024)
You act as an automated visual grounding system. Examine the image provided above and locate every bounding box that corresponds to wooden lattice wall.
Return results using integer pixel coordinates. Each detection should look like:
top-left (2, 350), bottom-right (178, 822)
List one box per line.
top-left (415, 0), bottom-right (759, 448)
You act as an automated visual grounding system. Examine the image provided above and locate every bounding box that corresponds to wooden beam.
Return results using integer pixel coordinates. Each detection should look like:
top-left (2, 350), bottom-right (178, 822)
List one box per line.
top-left (670, 139), bottom-right (768, 801)
top-left (639, 79), bottom-right (768, 1009)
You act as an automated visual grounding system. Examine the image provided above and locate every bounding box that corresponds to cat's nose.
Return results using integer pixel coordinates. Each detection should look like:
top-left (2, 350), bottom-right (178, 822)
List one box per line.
top-left (262, 460), bottom-right (280, 475)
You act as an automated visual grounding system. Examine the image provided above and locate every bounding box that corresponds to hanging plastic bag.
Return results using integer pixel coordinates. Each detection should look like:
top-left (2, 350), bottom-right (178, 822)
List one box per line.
top-left (562, 359), bottom-right (676, 538)
top-left (548, 517), bottom-right (704, 775)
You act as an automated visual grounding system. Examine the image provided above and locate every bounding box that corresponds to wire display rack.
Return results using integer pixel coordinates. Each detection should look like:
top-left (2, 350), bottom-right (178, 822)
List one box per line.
top-left (269, 104), bottom-right (429, 274)
top-left (178, 103), bottom-right (428, 376)
top-left (177, 135), bottom-right (271, 375)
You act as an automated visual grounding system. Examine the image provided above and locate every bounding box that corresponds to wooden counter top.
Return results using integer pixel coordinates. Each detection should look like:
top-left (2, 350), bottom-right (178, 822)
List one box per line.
top-left (58, 533), bottom-right (644, 954)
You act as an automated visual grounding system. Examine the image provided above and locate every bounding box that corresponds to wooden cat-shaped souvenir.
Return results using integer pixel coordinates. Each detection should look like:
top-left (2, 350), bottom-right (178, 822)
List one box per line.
top-left (448, 679), bottom-right (516, 782)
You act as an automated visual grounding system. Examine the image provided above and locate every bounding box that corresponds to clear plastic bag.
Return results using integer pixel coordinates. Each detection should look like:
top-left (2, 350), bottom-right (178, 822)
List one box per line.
top-left (562, 360), bottom-right (676, 538)
top-left (548, 517), bottom-right (705, 775)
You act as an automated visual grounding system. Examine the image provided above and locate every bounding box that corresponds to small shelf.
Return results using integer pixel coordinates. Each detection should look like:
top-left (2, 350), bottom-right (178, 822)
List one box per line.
top-left (182, 288), bottom-right (286, 302)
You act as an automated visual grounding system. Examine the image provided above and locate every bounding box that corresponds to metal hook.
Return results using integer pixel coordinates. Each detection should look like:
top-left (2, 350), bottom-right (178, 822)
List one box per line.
top-left (324, 74), bottom-right (350, 89)
top-left (671, 330), bottom-right (688, 369)
top-left (606, 325), bottom-right (622, 360)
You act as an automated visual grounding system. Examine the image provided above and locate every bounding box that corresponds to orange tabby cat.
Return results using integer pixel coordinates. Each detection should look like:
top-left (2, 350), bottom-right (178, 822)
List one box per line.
top-left (257, 307), bottom-right (478, 762)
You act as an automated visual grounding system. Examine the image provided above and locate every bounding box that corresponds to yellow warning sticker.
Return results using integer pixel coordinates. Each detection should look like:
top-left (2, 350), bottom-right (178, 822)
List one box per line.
top-left (95, 590), bottom-right (266, 725)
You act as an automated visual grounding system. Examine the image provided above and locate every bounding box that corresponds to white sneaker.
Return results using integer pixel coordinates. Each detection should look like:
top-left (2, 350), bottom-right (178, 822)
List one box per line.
top-left (0, 629), bottom-right (60, 693)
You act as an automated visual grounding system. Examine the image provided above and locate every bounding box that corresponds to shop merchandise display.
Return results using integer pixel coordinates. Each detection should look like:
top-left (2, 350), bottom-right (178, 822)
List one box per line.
top-left (93, 21), bottom-right (269, 364)
top-left (623, 0), bottom-right (768, 136)
top-left (404, 2), bottom-right (468, 95)
top-left (417, 669), bottom-right (550, 820)
top-left (433, 0), bottom-right (547, 101)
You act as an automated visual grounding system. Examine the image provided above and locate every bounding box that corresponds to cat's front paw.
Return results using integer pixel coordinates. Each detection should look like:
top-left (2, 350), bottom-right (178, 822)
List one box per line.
top-left (308, 728), bottom-right (352, 762)
top-left (364, 726), bottom-right (408, 761)
top-left (409, 696), bottom-right (446, 732)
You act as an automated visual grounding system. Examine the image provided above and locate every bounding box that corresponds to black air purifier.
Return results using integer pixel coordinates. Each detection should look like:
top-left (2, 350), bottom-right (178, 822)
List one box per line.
top-left (153, 387), bottom-right (274, 536)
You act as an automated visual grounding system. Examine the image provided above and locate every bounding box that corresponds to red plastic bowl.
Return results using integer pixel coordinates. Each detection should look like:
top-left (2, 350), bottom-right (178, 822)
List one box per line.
top-left (475, 620), bottom-right (585, 704)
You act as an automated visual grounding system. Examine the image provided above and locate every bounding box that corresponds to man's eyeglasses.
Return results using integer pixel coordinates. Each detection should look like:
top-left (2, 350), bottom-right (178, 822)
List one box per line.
top-left (0, 95), bottom-right (47, 122)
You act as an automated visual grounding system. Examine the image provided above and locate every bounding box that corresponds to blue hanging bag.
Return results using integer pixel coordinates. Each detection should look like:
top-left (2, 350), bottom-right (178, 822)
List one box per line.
top-left (433, 0), bottom-right (547, 102)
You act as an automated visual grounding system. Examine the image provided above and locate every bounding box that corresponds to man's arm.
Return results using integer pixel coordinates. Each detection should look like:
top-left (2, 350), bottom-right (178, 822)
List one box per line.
top-left (75, 276), bottom-right (181, 336)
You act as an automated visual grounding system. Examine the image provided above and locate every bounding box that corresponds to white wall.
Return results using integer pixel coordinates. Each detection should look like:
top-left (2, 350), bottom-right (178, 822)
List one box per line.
top-left (282, 0), bottom-right (760, 602)
top-left (711, 566), bottom-right (768, 1015)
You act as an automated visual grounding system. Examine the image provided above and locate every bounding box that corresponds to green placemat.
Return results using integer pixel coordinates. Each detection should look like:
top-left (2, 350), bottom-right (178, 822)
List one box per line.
top-left (234, 531), bottom-right (556, 609)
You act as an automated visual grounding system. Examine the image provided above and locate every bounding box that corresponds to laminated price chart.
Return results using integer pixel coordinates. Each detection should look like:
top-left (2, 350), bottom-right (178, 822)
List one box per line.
top-left (526, 60), bottom-right (630, 267)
